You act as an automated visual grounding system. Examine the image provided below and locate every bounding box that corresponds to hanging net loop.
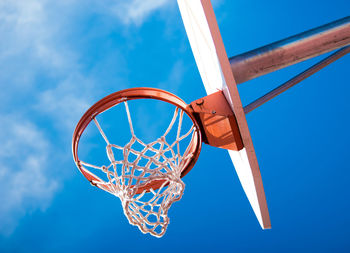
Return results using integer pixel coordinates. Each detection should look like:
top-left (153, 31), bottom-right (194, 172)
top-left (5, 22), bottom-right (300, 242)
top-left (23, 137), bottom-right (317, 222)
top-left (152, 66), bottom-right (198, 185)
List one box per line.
top-left (72, 88), bottom-right (202, 237)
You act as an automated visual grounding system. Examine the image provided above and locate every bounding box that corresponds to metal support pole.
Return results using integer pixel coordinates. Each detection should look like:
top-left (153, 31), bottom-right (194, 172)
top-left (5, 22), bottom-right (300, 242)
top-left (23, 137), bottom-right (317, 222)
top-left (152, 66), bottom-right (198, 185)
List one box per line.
top-left (230, 16), bottom-right (350, 84)
top-left (243, 46), bottom-right (350, 114)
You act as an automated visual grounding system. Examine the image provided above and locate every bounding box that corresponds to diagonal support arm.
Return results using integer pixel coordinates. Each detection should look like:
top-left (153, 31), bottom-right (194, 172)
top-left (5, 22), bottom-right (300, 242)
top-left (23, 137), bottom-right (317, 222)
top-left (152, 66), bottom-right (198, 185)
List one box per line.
top-left (244, 45), bottom-right (350, 114)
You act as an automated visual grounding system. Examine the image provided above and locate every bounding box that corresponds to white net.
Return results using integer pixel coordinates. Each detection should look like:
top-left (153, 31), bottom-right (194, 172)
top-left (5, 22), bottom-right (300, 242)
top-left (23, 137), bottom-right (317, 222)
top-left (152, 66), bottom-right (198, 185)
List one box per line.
top-left (79, 101), bottom-right (196, 237)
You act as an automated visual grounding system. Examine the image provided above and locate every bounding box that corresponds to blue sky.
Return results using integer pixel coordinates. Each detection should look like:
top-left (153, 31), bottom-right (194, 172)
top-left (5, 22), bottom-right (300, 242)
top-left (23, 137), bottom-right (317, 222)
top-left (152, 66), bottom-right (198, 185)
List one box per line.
top-left (0, 0), bottom-right (349, 252)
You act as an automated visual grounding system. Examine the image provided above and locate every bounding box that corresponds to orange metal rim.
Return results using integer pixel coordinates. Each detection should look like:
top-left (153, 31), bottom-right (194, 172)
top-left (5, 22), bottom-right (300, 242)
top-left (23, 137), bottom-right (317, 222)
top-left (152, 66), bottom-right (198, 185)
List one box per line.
top-left (72, 87), bottom-right (202, 190)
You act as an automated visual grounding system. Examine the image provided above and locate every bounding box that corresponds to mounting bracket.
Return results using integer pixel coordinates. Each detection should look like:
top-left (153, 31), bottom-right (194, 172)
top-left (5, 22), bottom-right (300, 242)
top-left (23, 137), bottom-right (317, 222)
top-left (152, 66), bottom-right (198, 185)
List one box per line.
top-left (189, 91), bottom-right (244, 151)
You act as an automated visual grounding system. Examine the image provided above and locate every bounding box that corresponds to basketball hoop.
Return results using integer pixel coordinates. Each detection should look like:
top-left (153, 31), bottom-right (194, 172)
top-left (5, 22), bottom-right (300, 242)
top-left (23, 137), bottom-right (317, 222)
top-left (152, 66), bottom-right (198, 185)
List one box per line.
top-left (72, 88), bottom-right (202, 237)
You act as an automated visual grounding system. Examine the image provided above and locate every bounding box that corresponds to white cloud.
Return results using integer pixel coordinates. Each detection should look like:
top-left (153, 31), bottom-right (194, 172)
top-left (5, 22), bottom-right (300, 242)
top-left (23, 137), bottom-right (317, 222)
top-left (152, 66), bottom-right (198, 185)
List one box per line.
top-left (0, 0), bottom-right (76, 72)
top-left (36, 73), bottom-right (93, 132)
top-left (167, 60), bottom-right (186, 91)
top-left (0, 0), bottom-right (91, 128)
top-left (0, 0), bottom-right (178, 236)
top-left (0, 116), bottom-right (58, 236)
top-left (156, 59), bottom-right (186, 94)
top-left (0, 0), bottom-right (86, 235)
top-left (111, 0), bottom-right (172, 25)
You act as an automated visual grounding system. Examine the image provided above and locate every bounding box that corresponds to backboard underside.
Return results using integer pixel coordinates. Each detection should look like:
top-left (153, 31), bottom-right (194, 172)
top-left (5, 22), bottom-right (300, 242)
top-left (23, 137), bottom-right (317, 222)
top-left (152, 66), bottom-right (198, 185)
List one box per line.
top-left (177, 0), bottom-right (271, 229)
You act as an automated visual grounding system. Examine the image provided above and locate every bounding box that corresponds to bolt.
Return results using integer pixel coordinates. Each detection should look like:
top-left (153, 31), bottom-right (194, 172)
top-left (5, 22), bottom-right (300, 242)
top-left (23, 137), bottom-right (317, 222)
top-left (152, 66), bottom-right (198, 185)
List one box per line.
top-left (196, 99), bottom-right (204, 105)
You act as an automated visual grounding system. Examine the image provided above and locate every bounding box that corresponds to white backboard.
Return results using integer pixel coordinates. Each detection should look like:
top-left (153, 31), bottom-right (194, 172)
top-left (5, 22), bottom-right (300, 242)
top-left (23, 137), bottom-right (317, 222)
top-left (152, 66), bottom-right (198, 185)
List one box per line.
top-left (177, 0), bottom-right (271, 229)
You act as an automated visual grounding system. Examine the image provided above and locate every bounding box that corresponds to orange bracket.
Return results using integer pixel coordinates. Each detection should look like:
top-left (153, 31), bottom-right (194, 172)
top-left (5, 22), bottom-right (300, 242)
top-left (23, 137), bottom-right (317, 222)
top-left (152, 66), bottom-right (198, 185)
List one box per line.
top-left (188, 91), bottom-right (244, 151)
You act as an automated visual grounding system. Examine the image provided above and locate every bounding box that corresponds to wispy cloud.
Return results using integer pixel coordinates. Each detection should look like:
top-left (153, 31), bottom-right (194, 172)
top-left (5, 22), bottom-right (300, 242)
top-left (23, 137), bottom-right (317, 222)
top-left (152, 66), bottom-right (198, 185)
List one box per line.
top-left (0, 0), bottom-right (179, 236)
top-left (166, 60), bottom-right (186, 91)
top-left (0, 0), bottom-right (89, 235)
top-left (0, 0), bottom-right (76, 72)
top-left (0, 116), bottom-right (58, 236)
top-left (35, 73), bottom-right (93, 132)
top-left (111, 0), bottom-right (172, 25)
